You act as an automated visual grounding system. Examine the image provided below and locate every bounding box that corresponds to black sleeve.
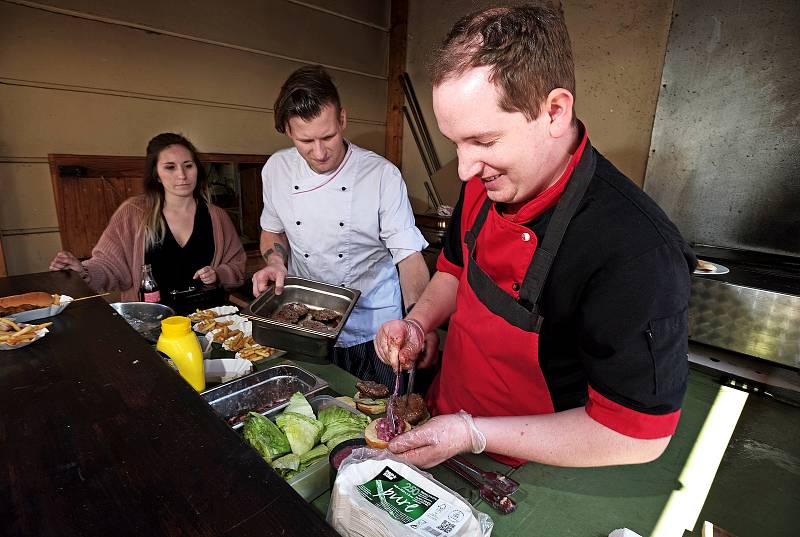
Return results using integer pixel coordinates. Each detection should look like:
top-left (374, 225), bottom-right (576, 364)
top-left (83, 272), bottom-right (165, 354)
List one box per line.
top-left (441, 182), bottom-right (467, 267)
top-left (577, 240), bottom-right (691, 414)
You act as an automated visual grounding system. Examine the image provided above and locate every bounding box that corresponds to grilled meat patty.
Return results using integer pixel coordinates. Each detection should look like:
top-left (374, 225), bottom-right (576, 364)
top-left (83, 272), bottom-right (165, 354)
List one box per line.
top-left (311, 308), bottom-right (341, 322)
top-left (391, 393), bottom-right (429, 425)
top-left (273, 302), bottom-right (309, 323)
top-left (298, 319), bottom-right (328, 331)
top-left (355, 380), bottom-right (390, 399)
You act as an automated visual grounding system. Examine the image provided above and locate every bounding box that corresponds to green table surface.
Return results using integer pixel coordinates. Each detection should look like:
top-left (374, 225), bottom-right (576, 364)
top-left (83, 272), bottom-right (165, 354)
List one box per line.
top-left (244, 353), bottom-right (798, 537)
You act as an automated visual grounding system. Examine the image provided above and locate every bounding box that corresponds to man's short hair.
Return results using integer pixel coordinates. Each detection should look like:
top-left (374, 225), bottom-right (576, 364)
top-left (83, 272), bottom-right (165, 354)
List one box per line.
top-left (429, 4), bottom-right (576, 120)
top-left (273, 65), bottom-right (342, 133)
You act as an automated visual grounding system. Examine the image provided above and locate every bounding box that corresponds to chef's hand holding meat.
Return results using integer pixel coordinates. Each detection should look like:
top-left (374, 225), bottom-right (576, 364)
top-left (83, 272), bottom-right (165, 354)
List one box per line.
top-left (388, 411), bottom-right (486, 468)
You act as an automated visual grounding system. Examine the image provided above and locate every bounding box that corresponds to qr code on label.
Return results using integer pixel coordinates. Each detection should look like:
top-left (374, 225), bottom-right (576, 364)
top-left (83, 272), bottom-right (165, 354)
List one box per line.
top-left (437, 520), bottom-right (456, 533)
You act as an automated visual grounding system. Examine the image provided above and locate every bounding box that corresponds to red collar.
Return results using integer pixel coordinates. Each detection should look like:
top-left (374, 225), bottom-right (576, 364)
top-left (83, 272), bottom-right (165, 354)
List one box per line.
top-left (502, 124), bottom-right (589, 224)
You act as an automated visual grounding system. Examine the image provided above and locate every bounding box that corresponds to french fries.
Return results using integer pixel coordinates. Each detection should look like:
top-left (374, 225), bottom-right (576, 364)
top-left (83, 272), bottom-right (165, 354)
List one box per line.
top-left (196, 318), bottom-right (233, 333)
top-left (189, 308), bottom-right (217, 322)
top-left (0, 317), bottom-right (52, 347)
top-left (237, 343), bottom-right (278, 362)
top-left (223, 332), bottom-right (255, 352)
top-left (212, 326), bottom-right (242, 343)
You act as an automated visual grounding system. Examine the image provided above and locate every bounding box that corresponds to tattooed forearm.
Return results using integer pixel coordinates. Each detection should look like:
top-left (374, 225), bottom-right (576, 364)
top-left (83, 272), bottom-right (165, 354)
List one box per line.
top-left (263, 242), bottom-right (290, 266)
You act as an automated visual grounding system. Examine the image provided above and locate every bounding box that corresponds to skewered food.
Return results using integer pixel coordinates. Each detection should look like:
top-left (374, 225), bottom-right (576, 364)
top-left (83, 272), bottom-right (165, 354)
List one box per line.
top-left (0, 292), bottom-right (57, 316)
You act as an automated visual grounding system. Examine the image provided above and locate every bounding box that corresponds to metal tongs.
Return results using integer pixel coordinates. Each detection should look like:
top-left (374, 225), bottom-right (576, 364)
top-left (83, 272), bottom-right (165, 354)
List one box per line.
top-left (386, 359), bottom-right (401, 435)
top-left (442, 458), bottom-right (517, 515)
top-left (449, 455), bottom-right (519, 495)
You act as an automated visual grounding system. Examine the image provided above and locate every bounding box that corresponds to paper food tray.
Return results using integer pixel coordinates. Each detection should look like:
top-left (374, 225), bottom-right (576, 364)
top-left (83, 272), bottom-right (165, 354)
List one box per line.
top-left (189, 305), bottom-right (239, 323)
top-left (0, 325), bottom-right (49, 350)
top-left (205, 358), bottom-right (253, 383)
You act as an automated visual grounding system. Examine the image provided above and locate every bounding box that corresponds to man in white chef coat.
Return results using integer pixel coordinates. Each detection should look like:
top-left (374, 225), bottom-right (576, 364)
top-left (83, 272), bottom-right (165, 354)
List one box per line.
top-left (252, 65), bottom-right (434, 386)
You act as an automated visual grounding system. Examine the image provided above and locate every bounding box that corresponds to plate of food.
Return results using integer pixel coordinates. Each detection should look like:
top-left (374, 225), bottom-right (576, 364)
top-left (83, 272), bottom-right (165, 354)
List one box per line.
top-left (0, 292), bottom-right (73, 323)
top-left (694, 259), bottom-right (730, 275)
top-left (0, 318), bottom-right (52, 350)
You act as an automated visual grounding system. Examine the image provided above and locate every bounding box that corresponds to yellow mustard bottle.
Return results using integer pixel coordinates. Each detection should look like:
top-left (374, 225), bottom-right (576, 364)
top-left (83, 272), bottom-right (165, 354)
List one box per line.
top-left (157, 316), bottom-right (205, 392)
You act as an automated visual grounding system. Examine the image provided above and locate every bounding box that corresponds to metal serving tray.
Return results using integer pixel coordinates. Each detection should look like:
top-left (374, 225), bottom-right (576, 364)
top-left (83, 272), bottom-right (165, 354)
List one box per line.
top-left (201, 363), bottom-right (328, 426)
top-left (244, 276), bottom-right (361, 357)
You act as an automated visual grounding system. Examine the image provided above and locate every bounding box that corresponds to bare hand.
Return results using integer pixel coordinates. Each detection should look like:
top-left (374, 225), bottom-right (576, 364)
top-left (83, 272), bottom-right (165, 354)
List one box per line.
top-left (389, 414), bottom-right (473, 468)
top-left (374, 319), bottom-right (426, 371)
top-left (252, 263), bottom-right (287, 297)
top-left (193, 266), bottom-right (218, 285)
top-left (49, 251), bottom-right (82, 273)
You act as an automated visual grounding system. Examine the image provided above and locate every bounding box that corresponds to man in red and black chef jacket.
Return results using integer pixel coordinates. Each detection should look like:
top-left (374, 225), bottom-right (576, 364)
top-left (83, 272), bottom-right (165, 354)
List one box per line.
top-left (374, 4), bottom-right (697, 468)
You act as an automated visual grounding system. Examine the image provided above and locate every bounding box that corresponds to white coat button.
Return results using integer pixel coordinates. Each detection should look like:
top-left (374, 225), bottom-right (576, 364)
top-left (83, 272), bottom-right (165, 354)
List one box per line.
top-left (522, 232), bottom-right (531, 242)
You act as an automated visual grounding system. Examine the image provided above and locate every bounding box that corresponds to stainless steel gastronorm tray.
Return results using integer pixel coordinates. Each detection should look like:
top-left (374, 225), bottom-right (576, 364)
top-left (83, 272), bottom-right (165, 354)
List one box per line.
top-left (201, 363), bottom-right (328, 427)
top-left (244, 276), bottom-right (361, 357)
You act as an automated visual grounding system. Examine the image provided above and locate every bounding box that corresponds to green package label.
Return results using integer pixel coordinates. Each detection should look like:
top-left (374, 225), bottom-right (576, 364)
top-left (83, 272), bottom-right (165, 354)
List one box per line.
top-left (356, 465), bottom-right (472, 536)
top-left (356, 466), bottom-right (438, 524)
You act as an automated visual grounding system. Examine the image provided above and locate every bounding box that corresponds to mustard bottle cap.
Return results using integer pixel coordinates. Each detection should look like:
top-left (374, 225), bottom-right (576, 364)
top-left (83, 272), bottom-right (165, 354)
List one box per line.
top-left (161, 316), bottom-right (191, 337)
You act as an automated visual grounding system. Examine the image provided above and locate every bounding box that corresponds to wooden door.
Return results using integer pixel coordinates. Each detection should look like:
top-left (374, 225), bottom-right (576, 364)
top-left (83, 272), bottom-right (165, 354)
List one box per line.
top-left (49, 155), bottom-right (146, 259)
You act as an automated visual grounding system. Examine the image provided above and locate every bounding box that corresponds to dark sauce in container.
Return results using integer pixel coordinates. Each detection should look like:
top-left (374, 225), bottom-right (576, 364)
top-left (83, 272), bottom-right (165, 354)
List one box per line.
top-left (329, 438), bottom-right (368, 486)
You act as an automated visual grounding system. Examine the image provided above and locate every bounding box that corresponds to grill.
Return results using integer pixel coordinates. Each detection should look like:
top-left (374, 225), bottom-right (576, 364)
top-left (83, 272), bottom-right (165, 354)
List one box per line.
top-left (688, 245), bottom-right (800, 369)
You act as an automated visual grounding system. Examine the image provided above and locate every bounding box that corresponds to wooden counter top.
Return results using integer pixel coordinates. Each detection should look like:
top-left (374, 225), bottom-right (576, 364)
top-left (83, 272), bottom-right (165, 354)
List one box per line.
top-left (0, 271), bottom-right (339, 537)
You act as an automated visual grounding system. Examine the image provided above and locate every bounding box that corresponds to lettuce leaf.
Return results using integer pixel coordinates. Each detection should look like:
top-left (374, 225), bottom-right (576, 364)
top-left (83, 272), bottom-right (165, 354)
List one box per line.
top-left (242, 412), bottom-right (291, 463)
top-left (284, 392), bottom-right (316, 419)
top-left (276, 411), bottom-right (324, 456)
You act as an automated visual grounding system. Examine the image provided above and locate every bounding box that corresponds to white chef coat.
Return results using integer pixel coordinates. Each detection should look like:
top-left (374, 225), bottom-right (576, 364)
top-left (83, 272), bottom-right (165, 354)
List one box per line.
top-left (260, 141), bottom-right (428, 347)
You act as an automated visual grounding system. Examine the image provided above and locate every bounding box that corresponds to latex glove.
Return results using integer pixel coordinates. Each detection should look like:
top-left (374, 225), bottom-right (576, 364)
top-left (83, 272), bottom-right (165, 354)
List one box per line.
top-left (388, 411), bottom-right (486, 469)
top-left (251, 262), bottom-right (287, 297)
top-left (49, 251), bottom-right (83, 273)
top-left (374, 318), bottom-right (426, 371)
top-left (193, 266), bottom-right (218, 285)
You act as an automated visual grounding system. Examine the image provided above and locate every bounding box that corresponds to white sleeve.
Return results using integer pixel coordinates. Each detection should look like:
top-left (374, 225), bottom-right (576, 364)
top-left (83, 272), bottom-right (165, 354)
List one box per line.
top-left (259, 158), bottom-right (285, 233)
top-left (378, 162), bottom-right (429, 265)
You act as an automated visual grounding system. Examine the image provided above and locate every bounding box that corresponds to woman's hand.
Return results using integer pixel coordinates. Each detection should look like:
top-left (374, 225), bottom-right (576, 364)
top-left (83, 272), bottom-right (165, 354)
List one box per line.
top-left (193, 266), bottom-right (218, 285)
top-left (49, 251), bottom-right (83, 273)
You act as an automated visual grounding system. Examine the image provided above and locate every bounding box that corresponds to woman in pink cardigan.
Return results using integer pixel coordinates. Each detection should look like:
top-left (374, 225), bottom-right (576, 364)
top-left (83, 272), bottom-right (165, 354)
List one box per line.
top-left (49, 133), bottom-right (246, 302)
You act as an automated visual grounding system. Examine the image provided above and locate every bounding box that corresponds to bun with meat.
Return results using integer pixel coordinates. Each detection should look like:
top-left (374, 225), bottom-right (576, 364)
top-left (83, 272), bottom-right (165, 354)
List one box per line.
top-left (354, 379), bottom-right (390, 415)
top-left (364, 417), bottom-right (412, 449)
top-left (0, 292), bottom-right (56, 316)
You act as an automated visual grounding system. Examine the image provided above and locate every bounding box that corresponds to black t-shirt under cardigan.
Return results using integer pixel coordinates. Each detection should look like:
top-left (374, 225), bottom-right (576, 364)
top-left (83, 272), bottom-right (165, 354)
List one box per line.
top-left (146, 200), bottom-right (215, 295)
